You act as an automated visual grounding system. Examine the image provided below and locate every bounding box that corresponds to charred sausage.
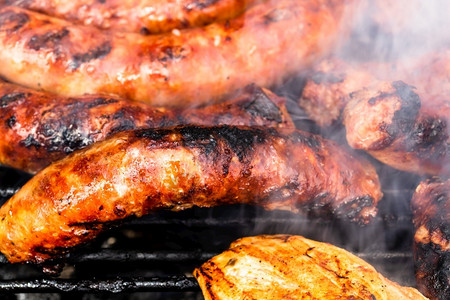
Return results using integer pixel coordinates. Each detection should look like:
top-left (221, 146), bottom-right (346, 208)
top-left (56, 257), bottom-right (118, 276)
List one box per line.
top-left (0, 81), bottom-right (293, 173)
top-left (0, 125), bottom-right (382, 264)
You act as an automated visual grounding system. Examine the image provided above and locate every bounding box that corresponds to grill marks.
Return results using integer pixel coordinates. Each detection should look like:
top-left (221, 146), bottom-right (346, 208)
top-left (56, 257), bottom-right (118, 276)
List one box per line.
top-left (70, 41), bottom-right (112, 70)
top-left (27, 28), bottom-right (69, 51)
top-left (135, 125), bottom-right (269, 164)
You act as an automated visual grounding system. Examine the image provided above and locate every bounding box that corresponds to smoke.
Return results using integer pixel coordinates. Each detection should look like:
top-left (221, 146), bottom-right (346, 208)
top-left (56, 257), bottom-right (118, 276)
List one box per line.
top-left (340, 0), bottom-right (450, 62)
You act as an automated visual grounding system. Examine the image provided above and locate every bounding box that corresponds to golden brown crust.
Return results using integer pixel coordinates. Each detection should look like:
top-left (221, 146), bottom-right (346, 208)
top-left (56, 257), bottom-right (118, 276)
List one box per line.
top-left (0, 80), bottom-right (293, 173)
top-left (194, 235), bottom-right (428, 299)
top-left (0, 0), bottom-right (350, 107)
top-left (0, 125), bottom-right (382, 264)
top-left (411, 178), bottom-right (450, 300)
top-left (3, 0), bottom-right (263, 34)
top-left (342, 81), bottom-right (449, 175)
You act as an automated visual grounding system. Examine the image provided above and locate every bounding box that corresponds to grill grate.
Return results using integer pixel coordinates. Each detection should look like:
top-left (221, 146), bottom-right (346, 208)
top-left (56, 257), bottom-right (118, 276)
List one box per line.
top-left (0, 158), bottom-right (422, 299)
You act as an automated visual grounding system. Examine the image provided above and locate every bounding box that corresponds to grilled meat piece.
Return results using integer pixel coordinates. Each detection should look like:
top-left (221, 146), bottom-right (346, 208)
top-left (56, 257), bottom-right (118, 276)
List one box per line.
top-left (0, 81), bottom-right (293, 174)
top-left (412, 178), bottom-right (450, 300)
top-left (2, 0), bottom-right (263, 34)
top-left (194, 235), bottom-right (428, 299)
top-left (299, 56), bottom-right (449, 175)
top-left (0, 125), bottom-right (382, 264)
top-left (0, 0), bottom-right (351, 107)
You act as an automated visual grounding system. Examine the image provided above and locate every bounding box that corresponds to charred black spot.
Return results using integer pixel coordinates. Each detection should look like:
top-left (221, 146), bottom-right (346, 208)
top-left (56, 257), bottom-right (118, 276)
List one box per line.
top-left (114, 205), bottom-right (126, 217)
top-left (87, 97), bottom-right (118, 108)
top-left (109, 119), bottom-right (137, 135)
top-left (140, 27), bottom-right (151, 35)
top-left (311, 71), bottom-right (344, 85)
top-left (0, 92), bottom-right (27, 107)
top-left (70, 42), bottom-right (112, 70)
top-left (184, 0), bottom-right (220, 11)
top-left (338, 195), bottom-right (374, 223)
top-left (40, 122), bottom-right (94, 154)
top-left (27, 28), bottom-right (69, 51)
top-left (406, 117), bottom-right (448, 159)
top-left (240, 85), bottom-right (282, 123)
top-left (414, 242), bottom-right (450, 300)
top-left (5, 115), bottom-right (16, 128)
top-left (20, 134), bottom-right (41, 149)
top-left (135, 128), bottom-right (173, 141)
top-left (99, 205), bottom-right (104, 211)
top-left (158, 46), bottom-right (187, 63)
top-left (178, 126), bottom-right (219, 157)
top-left (290, 131), bottom-right (321, 150)
top-left (391, 81), bottom-right (421, 134)
top-left (262, 9), bottom-right (291, 25)
top-left (0, 10), bottom-right (29, 33)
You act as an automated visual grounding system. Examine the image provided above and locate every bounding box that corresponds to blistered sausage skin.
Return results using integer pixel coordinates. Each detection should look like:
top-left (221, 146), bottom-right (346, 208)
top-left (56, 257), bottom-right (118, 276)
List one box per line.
top-left (0, 81), bottom-right (293, 174)
top-left (2, 0), bottom-right (263, 34)
top-left (0, 0), bottom-right (350, 107)
top-left (0, 125), bottom-right (382, 264)
top-left (412, 178), bottom-right (449, 300)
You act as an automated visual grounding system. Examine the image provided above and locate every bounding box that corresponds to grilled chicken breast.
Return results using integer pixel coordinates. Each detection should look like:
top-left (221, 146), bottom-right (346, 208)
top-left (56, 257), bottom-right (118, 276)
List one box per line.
top-left (194, 235), bottom-right (428, 299)
top-left (2, 0), bottom-right (263, 34)
top-left (0, 125), bottom-right (381, 264)
top-left (0, 81), bottom-right (293, 173)
top-left (0, 0), bottom-right (351, 107)
top-left (299, 56), bottom-right (449, 175)
top-left (412, 178), bottom-right (450, 300)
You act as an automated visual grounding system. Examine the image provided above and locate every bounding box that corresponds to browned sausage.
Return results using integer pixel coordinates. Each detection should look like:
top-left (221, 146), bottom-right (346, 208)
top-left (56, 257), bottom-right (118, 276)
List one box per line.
top-left (2, 0), bottom-right (263, 34)
top-left (0, 80), bottom-right (293, 173)
top-left (0, 0), bottom-right (351, 107)
top-left (0, 125), bottom-right (382, 264)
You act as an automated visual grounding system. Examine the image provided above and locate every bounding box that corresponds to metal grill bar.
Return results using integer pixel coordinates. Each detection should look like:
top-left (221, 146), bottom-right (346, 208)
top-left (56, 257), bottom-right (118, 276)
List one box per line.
top-left (0, 187), bottom-right (19, 199)
top-left (0, 277), bottom-right (199, 293)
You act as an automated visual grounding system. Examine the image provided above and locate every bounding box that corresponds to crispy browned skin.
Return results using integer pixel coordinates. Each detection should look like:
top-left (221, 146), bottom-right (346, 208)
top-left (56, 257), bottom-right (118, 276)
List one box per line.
top-left (0, 81), bottom-right (293, 174)
top-left (194, 235), bottom-right (428, 299)
top-left (2, 0), bottom-right (263, 34)
top-left (411, 178), bottom-right (450, 300)
top-left (343, 81), bottom-right (449, 175)
top-left (0, 0), bottom-right (350, 107)
top-left (0, 125), bottom-right (382, 264)
top-left (299, 56), bottom-right (450, 175)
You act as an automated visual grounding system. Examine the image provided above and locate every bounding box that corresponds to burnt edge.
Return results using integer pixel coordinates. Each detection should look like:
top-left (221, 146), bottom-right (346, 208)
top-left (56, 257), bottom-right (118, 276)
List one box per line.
top-left (0, 10), bottom-right (29, 33)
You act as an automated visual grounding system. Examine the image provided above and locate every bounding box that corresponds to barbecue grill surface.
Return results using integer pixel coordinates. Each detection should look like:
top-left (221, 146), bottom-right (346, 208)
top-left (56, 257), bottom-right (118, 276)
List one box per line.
top-left (0, 158), bottom-right (421, 299)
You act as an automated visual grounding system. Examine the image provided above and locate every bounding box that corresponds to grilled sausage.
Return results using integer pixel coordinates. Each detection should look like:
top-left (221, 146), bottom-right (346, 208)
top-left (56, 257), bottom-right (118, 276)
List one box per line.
top-left (0, 125), bottom-right (382, 264)
top-left (412, 178), bottom-right (449, 300)
top-left (194, 235), bottom-right (428, 299)
top-left (2, 0), bottom-right (263, 34)
top-left (0, 0), bottom-right (351, 107)
top-left (0, 81), bottom-right (293, 174)
top-left (299, 56), bottom-right (449, 175)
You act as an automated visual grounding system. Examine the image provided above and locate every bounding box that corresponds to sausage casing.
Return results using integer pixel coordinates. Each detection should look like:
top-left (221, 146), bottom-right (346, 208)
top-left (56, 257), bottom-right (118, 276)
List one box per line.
top-left (0, 125), bottom-right (382, 264)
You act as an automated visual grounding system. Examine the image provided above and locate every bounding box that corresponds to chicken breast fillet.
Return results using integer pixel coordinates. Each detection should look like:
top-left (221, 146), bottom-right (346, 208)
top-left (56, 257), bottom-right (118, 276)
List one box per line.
top-left (194, 235), bottom-right (428, 299)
